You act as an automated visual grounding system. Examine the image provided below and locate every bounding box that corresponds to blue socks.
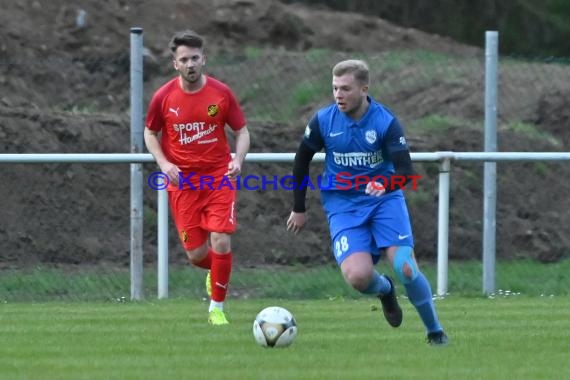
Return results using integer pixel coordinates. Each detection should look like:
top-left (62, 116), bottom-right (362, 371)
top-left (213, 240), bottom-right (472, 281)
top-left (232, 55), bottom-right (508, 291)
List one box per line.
top-left (362, 271), bottom-right (392, 295)
top-left (362, 268), bottom-right (443, 334)
top-left (404, 272), bottom-right (442, 333)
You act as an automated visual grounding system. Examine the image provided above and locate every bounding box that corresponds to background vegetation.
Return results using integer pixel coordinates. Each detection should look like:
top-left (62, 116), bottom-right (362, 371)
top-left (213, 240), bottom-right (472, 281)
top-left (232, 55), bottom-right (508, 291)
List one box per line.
top-left (281, 0), bottom-right (570, 56)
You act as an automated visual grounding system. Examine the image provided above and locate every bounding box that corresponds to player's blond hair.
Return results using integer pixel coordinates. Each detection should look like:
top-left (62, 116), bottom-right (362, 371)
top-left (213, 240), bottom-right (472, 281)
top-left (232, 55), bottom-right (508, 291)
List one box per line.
top-left (332, 60), bottom-right (370, 85)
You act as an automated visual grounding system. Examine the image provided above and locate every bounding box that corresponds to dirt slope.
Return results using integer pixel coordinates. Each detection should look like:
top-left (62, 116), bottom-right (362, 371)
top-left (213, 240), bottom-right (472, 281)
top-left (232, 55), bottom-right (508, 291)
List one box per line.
top-left (0, 0), bottom-right (568, 269)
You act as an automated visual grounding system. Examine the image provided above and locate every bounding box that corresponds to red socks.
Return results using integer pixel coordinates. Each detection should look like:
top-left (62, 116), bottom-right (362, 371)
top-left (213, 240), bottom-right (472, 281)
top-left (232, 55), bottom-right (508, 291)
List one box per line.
top-left (210, 250), bottom-right (233, 302)
top-left (192, 248), bottom-right (232, 302)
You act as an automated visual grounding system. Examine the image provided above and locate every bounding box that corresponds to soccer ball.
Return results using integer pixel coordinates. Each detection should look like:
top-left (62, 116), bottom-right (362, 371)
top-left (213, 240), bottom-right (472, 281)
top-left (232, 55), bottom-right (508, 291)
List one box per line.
top-left (252, 306), bottom-right (298, 348)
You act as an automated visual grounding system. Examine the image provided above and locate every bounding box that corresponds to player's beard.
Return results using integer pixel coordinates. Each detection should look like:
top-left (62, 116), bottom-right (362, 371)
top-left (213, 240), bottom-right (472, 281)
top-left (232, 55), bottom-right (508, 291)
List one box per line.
top-left (182, 69), bottom-right (201, 84)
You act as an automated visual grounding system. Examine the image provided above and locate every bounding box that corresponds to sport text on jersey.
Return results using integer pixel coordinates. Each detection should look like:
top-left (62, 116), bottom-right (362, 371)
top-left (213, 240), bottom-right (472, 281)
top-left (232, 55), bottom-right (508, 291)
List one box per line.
top-left (173, 122), bottom-right (217, 145)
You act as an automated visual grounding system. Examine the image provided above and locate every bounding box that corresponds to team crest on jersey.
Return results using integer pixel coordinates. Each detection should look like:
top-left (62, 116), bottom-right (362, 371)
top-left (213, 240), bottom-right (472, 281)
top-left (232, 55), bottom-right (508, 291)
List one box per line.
top-left (207, 104), bottom-right (219, 117)
top-left (365, 130), bottom-right (377, 144)
top-left (180, 230), bottom-right (188, 243)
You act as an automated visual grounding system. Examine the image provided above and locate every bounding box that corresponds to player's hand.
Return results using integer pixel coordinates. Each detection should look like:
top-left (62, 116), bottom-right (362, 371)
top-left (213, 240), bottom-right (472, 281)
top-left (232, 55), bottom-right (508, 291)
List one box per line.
top-left (226, 159), bottom-right (241, 180)
top-left (160, 162), bottom-right (182, 186)
top-left (365, 181), bottom-right (386, 197)
top-left (287, 211), bottom-right (307, 234)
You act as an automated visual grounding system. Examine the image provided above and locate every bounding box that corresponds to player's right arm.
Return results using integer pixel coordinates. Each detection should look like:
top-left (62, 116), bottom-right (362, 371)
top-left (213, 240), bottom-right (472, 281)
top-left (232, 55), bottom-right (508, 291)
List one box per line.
top-left (286, 114), bottom-right (323, 234)
top-left (143, 127), bottom-right (181, 186)
top-left (144, 89), bottom-right (181, 185)
top-left (286, 143), bottom-right (316, 234)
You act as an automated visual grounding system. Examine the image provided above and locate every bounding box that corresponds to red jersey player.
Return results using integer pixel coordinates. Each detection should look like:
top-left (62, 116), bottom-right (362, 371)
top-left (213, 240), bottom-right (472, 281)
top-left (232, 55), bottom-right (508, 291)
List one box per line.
top-left (145, 30), bottom-right (250, 325)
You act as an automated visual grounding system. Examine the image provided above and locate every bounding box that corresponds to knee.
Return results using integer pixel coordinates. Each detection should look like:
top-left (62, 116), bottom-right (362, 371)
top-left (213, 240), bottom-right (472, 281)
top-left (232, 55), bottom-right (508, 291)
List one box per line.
top-left (402, 262), bottom-right (415, 279)
top-left (211, 233), bottom-right (231, 253)
top-left (341, 265), bottom-right (371, 291)
top-left (392, 246), bottom-right (418, 284)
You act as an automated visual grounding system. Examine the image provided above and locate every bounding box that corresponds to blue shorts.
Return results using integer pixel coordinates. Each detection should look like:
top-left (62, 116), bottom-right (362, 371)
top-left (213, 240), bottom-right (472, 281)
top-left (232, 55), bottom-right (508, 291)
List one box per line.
top-left (322, 191), bottom-right (414, 265)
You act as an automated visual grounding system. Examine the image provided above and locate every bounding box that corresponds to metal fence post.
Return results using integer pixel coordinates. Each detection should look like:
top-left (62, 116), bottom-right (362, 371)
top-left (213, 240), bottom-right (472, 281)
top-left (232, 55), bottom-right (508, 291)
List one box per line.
top-left (483, 31), bottom-right (499, 295)
top-left (157, 188), bottom-right (169, 299)
top-left (130, 27), bottom-right (144, 300)
top-left (437, 157), bottom-right (451, 296)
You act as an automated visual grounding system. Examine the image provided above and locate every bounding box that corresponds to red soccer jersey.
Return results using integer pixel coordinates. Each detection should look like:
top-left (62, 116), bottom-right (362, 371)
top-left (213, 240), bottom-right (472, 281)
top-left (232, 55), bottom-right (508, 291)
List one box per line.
top-left (146, 75), bottom-right (246, 179)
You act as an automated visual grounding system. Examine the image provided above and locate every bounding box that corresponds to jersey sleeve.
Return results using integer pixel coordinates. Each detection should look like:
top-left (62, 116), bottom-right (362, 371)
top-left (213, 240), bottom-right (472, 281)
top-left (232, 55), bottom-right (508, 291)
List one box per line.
top-left (382, 118), bottom-right (415, 193)
top-left (382, 118), bottom-right (409, 154)
top-left (225, 87), bottom-right (246, 131)
top-left (301, 113), bottom-right (324, 152)
top-left (145, 92), bottom-right (165, 132)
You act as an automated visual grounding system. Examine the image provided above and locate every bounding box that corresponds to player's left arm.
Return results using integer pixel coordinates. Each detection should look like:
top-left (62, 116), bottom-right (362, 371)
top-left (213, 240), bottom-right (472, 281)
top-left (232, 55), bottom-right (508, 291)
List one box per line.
top-left (366, 118), bottom-right (415, 195)
top-left (227, 126), bottom-right (250, 179)
top-left (384, 118), bottom-right (415, 192)
top-left (224, 86), bottom-right (250, 179)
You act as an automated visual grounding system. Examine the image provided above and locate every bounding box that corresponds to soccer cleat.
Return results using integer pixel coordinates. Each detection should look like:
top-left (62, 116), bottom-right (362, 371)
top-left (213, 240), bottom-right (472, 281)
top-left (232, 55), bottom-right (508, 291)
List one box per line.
top-left (206, 270), bottom-right (212, 297)
top-left (208, 308), bottom-right (229, 325)
top-left (378, 275), bottom-right (403, 328)
top-left (427, 330), bottom-right (449, 346)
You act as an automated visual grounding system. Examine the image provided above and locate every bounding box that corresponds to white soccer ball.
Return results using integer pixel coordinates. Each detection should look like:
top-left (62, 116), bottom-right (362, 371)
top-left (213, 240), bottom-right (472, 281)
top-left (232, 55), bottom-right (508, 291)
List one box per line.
top-left (252, 306), bottom-right (298, 348)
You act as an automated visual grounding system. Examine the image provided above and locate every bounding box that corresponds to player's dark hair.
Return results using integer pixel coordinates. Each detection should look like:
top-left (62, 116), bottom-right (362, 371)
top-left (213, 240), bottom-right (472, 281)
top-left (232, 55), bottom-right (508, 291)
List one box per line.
top-left (169, 30), bottom-right (205, 54)
top-left (332, 60), bottom-right (370, 85)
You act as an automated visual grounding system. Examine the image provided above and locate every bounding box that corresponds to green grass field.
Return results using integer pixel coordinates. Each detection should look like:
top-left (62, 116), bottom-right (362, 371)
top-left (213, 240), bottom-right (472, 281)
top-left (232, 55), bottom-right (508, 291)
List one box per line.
top-left (2, 259), bottom-right (569, 302)
top-left (2, 296), bottom-right (570, 380)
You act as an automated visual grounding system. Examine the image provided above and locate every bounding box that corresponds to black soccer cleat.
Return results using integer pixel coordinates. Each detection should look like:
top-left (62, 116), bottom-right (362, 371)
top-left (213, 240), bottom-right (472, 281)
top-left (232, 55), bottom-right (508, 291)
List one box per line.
top-left (426, 330), bottom-right (449, 346)
top-left (378, 275), bottom-right (403, 328)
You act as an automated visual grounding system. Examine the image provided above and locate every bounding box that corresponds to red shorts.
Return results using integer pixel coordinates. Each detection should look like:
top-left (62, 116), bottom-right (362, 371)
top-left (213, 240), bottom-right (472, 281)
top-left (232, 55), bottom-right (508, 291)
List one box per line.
top-left (168, 185), bottom-right (237, 250)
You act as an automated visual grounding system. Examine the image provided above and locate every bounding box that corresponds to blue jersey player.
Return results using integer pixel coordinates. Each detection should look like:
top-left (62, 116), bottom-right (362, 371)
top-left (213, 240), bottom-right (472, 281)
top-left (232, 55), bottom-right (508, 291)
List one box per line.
top-left (286, 60), bottom-right (448, 345)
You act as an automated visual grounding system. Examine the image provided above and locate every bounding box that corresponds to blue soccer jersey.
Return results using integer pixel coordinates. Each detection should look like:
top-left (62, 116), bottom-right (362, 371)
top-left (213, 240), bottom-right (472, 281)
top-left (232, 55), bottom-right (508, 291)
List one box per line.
top-left (303, 97), bottom-right (409, 204)
top-left (302, 96), bottom-right (414, 255)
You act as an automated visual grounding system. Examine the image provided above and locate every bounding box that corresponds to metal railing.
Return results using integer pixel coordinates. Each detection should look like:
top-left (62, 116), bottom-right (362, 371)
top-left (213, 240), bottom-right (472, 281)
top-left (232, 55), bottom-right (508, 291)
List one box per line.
top-left (3, 151), bottom-right (570, 298)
